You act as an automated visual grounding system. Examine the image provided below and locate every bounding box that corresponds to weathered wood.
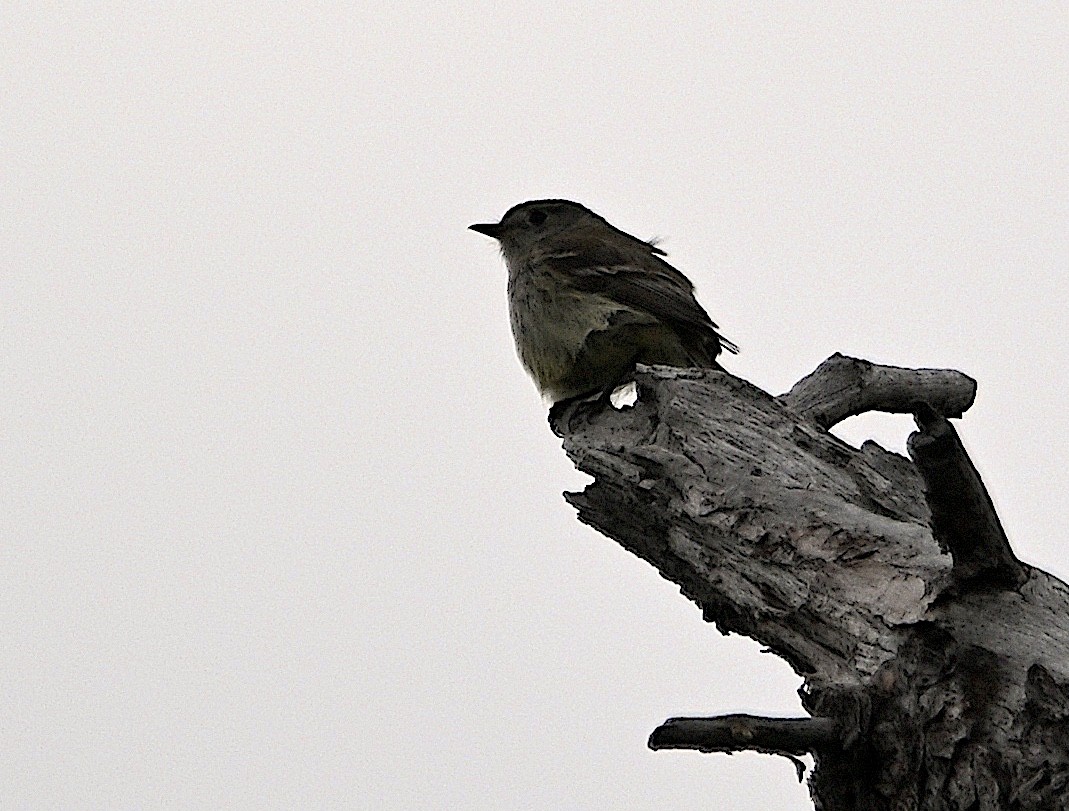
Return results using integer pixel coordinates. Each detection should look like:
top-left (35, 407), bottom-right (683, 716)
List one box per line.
top-left (780, 353), bottom-right (976, 429)
top-left (549, 357), bottom-right (1069, 811)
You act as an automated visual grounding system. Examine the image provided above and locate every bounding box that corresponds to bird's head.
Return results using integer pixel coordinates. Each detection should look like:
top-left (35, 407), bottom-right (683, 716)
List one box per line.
top-left (469, 199), bottom-right (598, 257)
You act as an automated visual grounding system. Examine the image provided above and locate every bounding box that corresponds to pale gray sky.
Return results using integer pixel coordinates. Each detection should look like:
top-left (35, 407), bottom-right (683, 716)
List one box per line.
top-left (3, 4), bottom-right (1067, 809)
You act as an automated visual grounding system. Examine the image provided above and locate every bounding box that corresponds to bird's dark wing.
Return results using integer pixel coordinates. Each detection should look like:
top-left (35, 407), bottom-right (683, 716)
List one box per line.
top-left (542, 237), bottom-right (738, 355)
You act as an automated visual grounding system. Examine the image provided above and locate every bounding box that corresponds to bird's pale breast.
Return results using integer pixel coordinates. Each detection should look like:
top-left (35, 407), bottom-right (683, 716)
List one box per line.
top-left (507, 261), bottom-right (647, 399)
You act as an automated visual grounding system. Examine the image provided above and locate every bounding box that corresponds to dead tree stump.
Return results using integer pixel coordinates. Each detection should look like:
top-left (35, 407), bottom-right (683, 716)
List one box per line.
top-left (549, 353), bottom-right (1069, 811)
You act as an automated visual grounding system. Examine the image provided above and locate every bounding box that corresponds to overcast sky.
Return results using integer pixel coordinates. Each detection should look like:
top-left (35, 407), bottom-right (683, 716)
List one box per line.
top-left (3, 4), bottom-right (1067, 810)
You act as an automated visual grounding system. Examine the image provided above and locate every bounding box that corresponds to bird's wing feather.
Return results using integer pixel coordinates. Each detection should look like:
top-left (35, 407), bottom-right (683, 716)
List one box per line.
top-left (541, 237), bottom-right (738, 354)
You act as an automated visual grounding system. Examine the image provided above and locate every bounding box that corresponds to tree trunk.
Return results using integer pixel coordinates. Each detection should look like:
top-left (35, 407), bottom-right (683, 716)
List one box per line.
top-left (549, 354), bottom-right (1069, 810)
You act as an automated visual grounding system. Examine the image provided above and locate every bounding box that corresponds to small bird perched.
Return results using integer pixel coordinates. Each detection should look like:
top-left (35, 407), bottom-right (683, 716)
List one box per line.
top-left (470, 199), bottom-right (736, 403)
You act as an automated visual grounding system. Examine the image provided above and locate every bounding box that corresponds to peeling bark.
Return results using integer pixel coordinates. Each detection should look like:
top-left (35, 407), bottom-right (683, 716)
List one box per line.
top-left (549, 356), bottom-right (1069, 810)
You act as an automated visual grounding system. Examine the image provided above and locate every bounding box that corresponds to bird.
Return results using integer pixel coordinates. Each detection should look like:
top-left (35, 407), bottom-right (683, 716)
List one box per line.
top-left (469, 199), bottom-right (736, 403)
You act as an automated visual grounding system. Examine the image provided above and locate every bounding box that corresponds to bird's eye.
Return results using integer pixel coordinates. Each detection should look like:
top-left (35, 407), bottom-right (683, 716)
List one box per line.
top-left (527, 210), bottom-right (548, 227)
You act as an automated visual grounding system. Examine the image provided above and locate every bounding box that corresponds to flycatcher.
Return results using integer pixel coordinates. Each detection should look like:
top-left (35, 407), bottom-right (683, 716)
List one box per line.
top-left (470, 199), bottom-right (736, 403)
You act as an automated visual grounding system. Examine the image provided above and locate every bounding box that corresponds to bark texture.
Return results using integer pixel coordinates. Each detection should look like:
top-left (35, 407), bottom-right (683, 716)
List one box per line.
top-left (549, 356), bottom-right (1069, 811)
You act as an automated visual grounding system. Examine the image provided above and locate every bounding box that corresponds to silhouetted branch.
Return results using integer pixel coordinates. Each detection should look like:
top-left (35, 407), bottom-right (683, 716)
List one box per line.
top-left (908, 402), bottom-right (1027, 590)
top-left (649, 713), bottom-right (838, 754)
top-left (649, 714), bottom-right (839, 782)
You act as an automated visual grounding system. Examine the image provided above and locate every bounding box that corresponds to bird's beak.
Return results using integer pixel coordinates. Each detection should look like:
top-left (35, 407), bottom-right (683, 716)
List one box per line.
top-left (469, 222), bottom-right (503, 239)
